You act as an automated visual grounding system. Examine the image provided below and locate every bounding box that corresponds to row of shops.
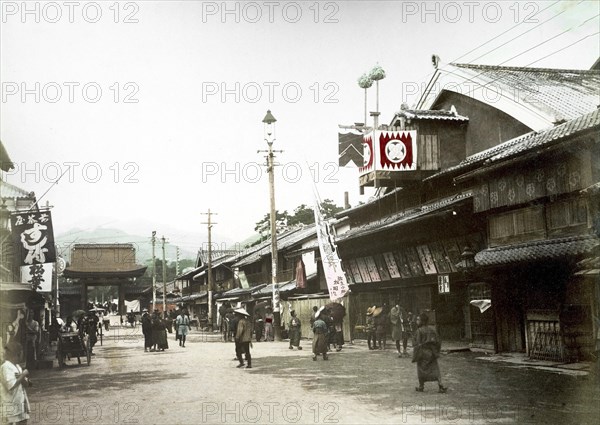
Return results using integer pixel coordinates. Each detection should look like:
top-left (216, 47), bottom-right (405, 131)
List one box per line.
top-left (175, 61), bottom-right (599, 363)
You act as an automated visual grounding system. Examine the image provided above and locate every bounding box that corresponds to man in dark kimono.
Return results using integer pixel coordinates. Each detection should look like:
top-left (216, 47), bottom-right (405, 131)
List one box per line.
top-left (311, 307), bottom-right (328, 361)
top-left (141, 309), bottom-right (153, 352)
top-left (288, 310), bottom-right (302, 350)
top-left (412, 313), bottom-right (447, 393)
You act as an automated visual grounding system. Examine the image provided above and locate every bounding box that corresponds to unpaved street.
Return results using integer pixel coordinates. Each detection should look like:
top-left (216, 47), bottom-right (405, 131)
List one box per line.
top-left (26, 326), bottom-right (599, 425)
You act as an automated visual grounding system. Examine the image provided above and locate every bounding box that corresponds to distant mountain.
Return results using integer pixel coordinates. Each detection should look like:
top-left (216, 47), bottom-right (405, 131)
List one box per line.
top-left (55, 227), bottom-right (199, 263)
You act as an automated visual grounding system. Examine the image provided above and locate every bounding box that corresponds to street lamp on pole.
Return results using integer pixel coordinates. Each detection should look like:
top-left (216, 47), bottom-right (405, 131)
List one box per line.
top-left (262, 110), bottom-right (283, 341)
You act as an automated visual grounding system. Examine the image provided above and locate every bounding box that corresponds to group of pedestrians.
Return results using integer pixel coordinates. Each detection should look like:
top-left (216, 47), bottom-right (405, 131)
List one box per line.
top-left (141, 308), bottom-right (191, 352)
top-left (365, 304), bottom-right (414, 355)
top-left (364, 304), bottom-right (447, 393)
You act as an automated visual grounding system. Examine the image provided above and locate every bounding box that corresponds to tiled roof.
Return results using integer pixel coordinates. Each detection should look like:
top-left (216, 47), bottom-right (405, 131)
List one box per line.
top-left (252, 280), bottom-right (299, 298)
top-left (0, 180), bottom-right (34, 199)
top-left (418, 63), bottom-right (600, 131)
top-left (426, 108), bottom-right (600, 182)
top-left (484, 108), bottom-right (600, 165)
top-left (339, 191), bottom-right (472, 242)
top-left (233, 227), bottom-right (307, 267)
top-left (475, 235), bottom-right (599, 267)
top-left (451, 63), bottom-right (600, 122)
top-left (392, 109), bottom-right (469, 122)
top-left (0, 141), bottom-right (13, 172)
top-left (214, 284), bottom-right (267, 300)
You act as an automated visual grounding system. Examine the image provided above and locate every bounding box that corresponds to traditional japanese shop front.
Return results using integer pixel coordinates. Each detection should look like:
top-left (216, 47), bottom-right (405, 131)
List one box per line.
top-left (337, 193), bottom-right (487, 344)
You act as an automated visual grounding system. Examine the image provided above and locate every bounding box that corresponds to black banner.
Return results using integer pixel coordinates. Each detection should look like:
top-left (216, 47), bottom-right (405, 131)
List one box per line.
top-left (11, 210), bottom-right (56, 266)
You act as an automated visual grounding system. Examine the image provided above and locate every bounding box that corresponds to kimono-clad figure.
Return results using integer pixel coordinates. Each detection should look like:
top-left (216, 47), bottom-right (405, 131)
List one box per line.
top-left (288, 310), bottom-right (302, 350)
top-left (412, 313), bottom-right (447, 393)
top-left (311, 307), bottom-right (328, 361)
top-left (141, 309), bottom-right (153, 352)
top-left (389, 304), bottom-right (403, 357)
top-left (365, 306), bottom-right (377, 350)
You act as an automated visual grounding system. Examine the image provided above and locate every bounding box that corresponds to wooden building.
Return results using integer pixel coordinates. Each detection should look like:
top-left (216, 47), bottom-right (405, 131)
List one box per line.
top-left (63, 244), bottom-right (147, 314)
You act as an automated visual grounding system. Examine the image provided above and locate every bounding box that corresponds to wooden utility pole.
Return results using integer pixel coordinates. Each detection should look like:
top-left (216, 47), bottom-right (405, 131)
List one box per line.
top-left (201, 209), bottom-right (217, 331)
top-left (161, 235), bottom-right (167, 315)
top-left (151, 231), bottom-right (156, 310)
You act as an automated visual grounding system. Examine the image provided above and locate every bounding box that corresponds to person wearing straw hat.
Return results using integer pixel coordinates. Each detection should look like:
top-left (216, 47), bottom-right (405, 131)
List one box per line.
top-left (365, 306), bottom-right (377, 350)
top-left (234, 308), bottom-right (252, 368)
top-left (311, 307), bottom-right (329, 361)
top-left (373, 305), bottom-right (387, 350)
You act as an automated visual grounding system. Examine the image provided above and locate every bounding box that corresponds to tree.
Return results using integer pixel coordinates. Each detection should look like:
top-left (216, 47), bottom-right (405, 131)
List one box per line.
top-left (320, 199), bottom-right (344, 218)
top-left (288, 204), bottom-right (314, 226)
top-left (253, 200), bottom-right (344, 232)
top-left (253, 210), bottom-right (290, 234)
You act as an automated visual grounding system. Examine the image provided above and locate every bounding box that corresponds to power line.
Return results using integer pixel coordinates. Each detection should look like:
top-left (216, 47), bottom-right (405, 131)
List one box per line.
top-left (452, 0), bottom-right (562, 64)
top-left (406, 0), bottom-right (566, 97)
top-left (491, 14), bottom-right (600, 66)
top-left (523, 30), bottom-right (600, 67)
top-left (467, 0), bottom-right (584, 64)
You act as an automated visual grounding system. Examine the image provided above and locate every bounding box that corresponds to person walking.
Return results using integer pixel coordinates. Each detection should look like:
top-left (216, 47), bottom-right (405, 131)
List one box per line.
top-left (235, 308), bottom-right (252, 369)
top-left (155, 315), bottom-right (169, 351)
top-left (374, 306), bottom-right (387, 350)
top-left (141, 309), bottom-right (153, 352)
top-left (288, 310), bottom-right (303, 350)
top-left (254, 313), bottom-right (264, 342)
top-left (1, 341), bottom-right (31, 425)
top-left (230, 312), bottom-right (241, 361)
top-left (311, 307), bottom-right (329, 361)
top-left (366, 306), bottom-right (377, 350)
top-left (309, 306), bottom-right (318, 326)
top-left (412, 313), bottom-right (447, 393)
top-left (24, 312), bottom-right (39, 370)
top-left (176, 309), bottom-right (190, 348)
top-left (401, 310), bottom-right (414, 356)
top-left (390, 304), bottom-right (403, 357)
top-left (264, 307), bottom-right (274, 342)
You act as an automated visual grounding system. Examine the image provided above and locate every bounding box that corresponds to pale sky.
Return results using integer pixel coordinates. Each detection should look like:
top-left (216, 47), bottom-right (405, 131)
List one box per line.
top-left (1, 0), bottom-right (598, 256)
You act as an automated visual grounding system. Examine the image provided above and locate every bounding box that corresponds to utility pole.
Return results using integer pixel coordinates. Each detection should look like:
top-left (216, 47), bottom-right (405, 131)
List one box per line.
top-left (259, 110), bottom-right (283, 341)
top-left (175, 246), bottom-right (180, 294)
top-left (151, 231), bottom-right (156, 311)
top-left (161, 235), bottom-right (167, 315)
top-left (201, 209), bottom-right (217, 331)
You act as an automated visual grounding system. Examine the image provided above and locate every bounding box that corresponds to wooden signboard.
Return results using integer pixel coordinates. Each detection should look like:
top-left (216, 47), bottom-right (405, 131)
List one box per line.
top-left (355, 257), bottom-right (372, 283)
top-left (347, 259), bottom-right (363, 284)
top-left (442, 238), bottom-right (462, 273)
top-left (429, 241), bottom-right (452, 274)
top-left (416, 244), bottom-right (437, 275)
top-left (383, 251), bottom-right (402, 279)
top-left (393, 250), bottom-right (413, 279)
top-left (364, 256), bottom-right (381, 282)
top-left (405, 247), bottom-right (425, 276)
top-left (373, 254), bottom-right (391, 281)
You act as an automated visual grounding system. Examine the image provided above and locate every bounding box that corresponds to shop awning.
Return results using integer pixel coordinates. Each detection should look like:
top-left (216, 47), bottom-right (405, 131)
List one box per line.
top-left (475, 235), bottom-right (599, 267)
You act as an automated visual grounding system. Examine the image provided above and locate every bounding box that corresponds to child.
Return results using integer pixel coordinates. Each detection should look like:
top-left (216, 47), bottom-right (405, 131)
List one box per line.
top-left (1, 341), bottom-right (31, 424)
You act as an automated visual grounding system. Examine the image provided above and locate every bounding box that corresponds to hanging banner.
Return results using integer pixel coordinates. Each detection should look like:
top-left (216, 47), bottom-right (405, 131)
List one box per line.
top-left (21, 263), bottom-right (53, 291)
top-left (338, 128), bottom-right (364, 167)
top-left (295, 258), bottom-right (307, 289)
top-left (11, 210), bottom-right (56, 266)
top-left (313, 193), bottom-right (350, 301)
top-left (378, 130), bottom-right (417, 171)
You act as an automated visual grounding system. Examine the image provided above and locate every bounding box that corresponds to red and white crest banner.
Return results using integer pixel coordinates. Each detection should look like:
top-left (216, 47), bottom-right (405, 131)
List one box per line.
top-left (359, 130), bottom-right (417, 177)
top-left (378, 130), bottom-right (417, 171)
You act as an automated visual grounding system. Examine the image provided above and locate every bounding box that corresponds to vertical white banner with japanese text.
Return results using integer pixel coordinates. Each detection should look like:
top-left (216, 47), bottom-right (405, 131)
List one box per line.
top-left (312, 189), bottom-right (349, 301)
